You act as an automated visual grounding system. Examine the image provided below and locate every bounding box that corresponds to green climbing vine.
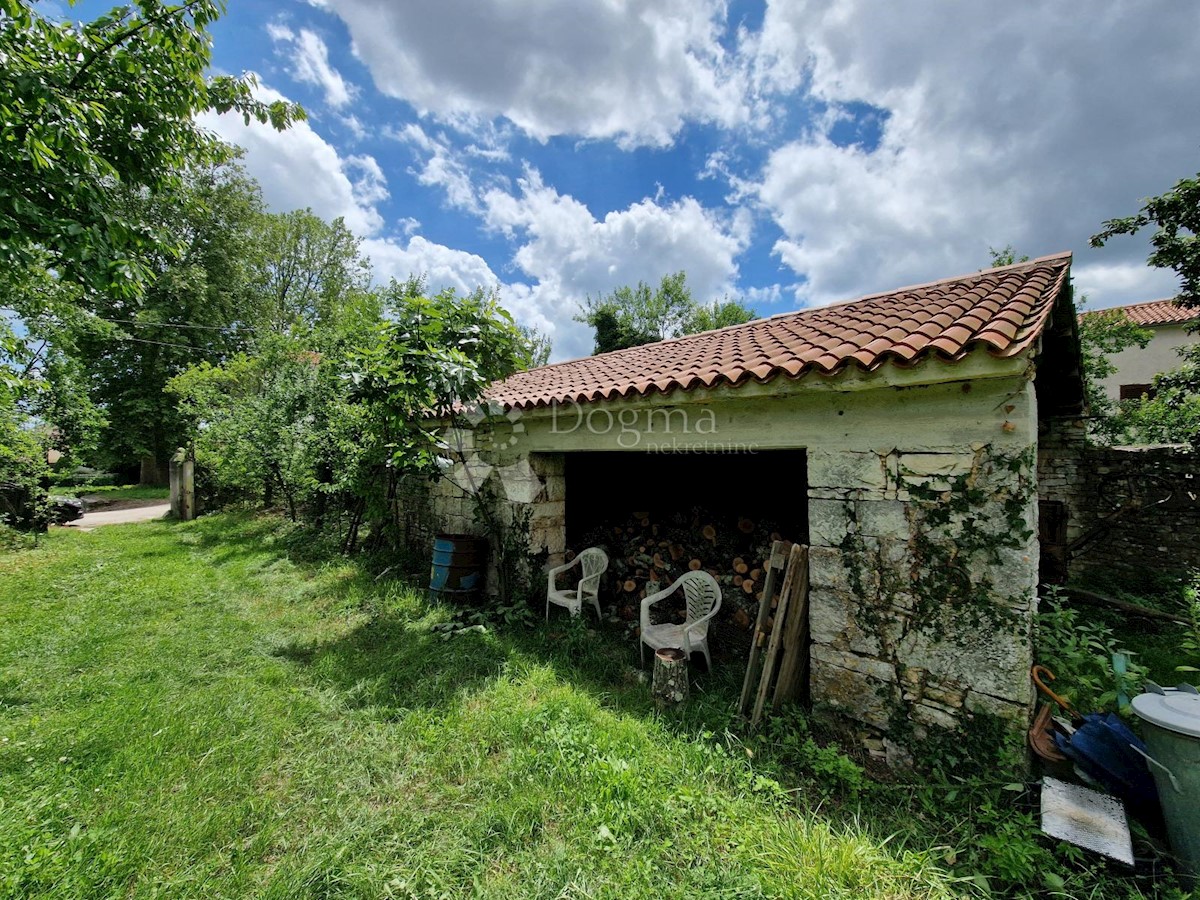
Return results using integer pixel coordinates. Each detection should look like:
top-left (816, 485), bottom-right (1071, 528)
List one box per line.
top-left (839, 446), bottom-right (1036, 647)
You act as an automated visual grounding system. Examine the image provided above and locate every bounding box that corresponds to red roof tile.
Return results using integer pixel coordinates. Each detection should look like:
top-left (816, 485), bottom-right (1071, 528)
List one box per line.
top-left (1079, 298), bottom-right (1198, 327)
top-left (488, 252), bottom-right (1072, 410)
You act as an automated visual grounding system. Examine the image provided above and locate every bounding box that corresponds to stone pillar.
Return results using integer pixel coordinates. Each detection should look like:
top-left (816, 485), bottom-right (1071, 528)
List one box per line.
top-left (807, 439), bottom-right (1039, 761)
top-left (169, 448), bottom-right (195, 521)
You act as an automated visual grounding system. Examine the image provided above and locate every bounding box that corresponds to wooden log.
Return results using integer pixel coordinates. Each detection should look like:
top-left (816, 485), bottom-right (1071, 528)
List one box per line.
top-left (702, 524), bottom-right (717, 545)
top-left (772, 545), bottom-right (811, 710)
top-left (652, 648), bottom-right (689, 706)
top-left (688, 559), bottom-right (703, 571)
top-left (737, 540), bottom-right (786, 718)
top-left (752, 543), bottom-right (806, 728)
top-left (733, 559), bottom-right (749, 575)
top-left (742, 579), bottom-right (756, 594)
top-left (623, 579), bottom-right (637, 593)
top-left (1060, 586), bottom-right (1189, 625)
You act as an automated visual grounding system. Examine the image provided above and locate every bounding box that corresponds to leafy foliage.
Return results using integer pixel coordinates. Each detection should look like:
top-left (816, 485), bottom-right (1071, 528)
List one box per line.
top-left (170, 278), bottom-right (536, 552)
top-left (1092, 169), bottom-right (1200, 310)
top-left (1077, 307), bottom-right (1152, 439)
top-left (1036, 589), bottom-right (1149, 714)
top-left (683, 297), bottom-right (757, 334)
top-left (1111, 343), bottom-right (1200, 446)
top-left (0, 0), bottom-right (302, 299)
top-left (577, 272), bottom-right (756, 354)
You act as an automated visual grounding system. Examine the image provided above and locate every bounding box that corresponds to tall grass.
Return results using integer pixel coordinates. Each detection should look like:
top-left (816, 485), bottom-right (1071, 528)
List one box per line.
top-left (0, 514), bottom-right (965, 897)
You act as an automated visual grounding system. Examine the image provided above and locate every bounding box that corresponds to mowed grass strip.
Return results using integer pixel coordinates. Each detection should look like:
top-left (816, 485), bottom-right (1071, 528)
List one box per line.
top-left (0, 514), bottom-right (965, 899)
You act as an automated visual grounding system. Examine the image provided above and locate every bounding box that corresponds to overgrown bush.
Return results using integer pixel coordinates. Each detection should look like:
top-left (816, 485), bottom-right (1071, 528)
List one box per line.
top-left (169, 279), bottom-right (544, 578)
top-left (1036, 589), bottom-right (1147, 713)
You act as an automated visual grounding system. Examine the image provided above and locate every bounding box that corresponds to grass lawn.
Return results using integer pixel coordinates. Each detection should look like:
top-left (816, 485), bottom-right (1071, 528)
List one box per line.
top-left (0, 514), bottom-right (967, 899)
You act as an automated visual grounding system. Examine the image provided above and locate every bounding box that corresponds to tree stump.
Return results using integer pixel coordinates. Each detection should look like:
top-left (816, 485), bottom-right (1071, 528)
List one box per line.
top-left (651, 648), bottom-right (689, 707)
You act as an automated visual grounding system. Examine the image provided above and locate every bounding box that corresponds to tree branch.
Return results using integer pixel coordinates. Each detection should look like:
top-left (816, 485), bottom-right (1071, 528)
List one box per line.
top-left (66, 0), bottom-right (208, 91)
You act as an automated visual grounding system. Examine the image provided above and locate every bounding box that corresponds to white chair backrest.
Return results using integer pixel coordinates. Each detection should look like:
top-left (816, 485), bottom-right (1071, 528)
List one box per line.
top-left (578, 547), bottom-right (608, 595)
top-left (680, 571), bottom-right (720, 622)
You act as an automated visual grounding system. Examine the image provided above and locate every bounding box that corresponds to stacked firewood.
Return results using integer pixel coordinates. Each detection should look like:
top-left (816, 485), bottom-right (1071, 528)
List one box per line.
top-left (570, 508), bottom-right (799, 659)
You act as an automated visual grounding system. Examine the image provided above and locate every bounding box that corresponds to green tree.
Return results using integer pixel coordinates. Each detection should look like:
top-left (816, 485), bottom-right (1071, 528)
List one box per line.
top-left (170, 279), bottom-right (530, 550)
top-left (253, 210), bottom-right (371, 331)
top-left (577, 272), bottom-right (756, 355)
top-left (683, 297), bottom-right (756, 333)
top-left (1091, 170), bottom-right (1200, 310)
top-left (1112, 345), bottom-right (1200, 447)
top-left (517, 325), bottom-right (553, 368)
top-left (0, 0), bottom-right (303, 300)
top-left (577, 272), bottom-right (696, 354)
top-left (988, 245), bottom-right (1029, 267)
top-left (1077, 307), bottom-right (1152, 441)
top-left (71, 161), bottom-right (271, 480)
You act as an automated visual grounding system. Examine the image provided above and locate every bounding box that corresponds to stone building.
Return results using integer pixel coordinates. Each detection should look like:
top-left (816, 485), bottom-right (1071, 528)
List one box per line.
top-left (429, 253), bottom-right (1084, 754)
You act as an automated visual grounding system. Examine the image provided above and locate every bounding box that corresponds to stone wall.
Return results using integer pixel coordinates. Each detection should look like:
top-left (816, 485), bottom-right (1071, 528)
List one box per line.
top-left (807, 443), bottom-right (1038, 763)
top-left (428, 431), bottom-right (566, 595)
top-left (1038, 418), bottom-right (1200, 580)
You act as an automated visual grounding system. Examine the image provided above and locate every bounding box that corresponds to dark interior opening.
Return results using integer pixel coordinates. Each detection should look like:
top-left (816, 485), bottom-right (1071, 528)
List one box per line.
top-left (563, 449), bottom-right (809, 663)
top-left (566, 449), bottom-right (809, 548)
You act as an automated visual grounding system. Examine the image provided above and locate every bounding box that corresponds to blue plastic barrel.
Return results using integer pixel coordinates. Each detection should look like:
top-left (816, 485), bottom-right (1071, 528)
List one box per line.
top-left (429, 534), bottom-right (488, 602)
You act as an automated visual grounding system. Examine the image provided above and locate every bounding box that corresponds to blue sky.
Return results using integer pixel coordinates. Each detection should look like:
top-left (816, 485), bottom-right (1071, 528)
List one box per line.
top-left (94, 2), bottom-right (1200, 359)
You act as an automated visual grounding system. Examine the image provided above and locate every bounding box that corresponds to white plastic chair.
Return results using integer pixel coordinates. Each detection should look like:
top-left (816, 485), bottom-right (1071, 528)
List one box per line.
top-left (546, 547), bottom-right (608, 620)
top-left (640, 571), bottom-right (722, 671)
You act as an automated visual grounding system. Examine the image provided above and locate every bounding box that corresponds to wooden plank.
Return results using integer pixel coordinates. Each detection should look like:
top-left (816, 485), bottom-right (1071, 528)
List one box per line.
top-left (737, 541), bottom-right (785, 718)
top-left (751, 543), bottom-right (805, 728)
top-left (772, 545), bottom-right (810, 709)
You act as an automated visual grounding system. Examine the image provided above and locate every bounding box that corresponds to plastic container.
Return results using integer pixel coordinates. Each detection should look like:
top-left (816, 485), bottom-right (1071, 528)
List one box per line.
top-left (429, 534), bottom-right (488, 603)
top-left (1131, 685), bottom-right (1200, 884)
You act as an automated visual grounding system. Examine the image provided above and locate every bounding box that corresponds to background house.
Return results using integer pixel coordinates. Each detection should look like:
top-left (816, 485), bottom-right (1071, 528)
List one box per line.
top-left (1086, 299), bottom-right (1200, 402)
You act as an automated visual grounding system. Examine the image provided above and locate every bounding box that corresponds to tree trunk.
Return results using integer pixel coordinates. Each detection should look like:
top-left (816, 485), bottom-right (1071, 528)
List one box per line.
top-left (651, 648), bottom-right (689, 707)
top-left (139, 454), bottom-right (158, 486)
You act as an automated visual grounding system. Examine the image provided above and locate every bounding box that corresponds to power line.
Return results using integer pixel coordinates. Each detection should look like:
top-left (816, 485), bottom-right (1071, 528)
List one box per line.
top-left (1, 306), bottom-right (265, 335)
top-left (101, 316), bottom-right (262, 334)
top-left (111, 335), bottom-right (219, 353)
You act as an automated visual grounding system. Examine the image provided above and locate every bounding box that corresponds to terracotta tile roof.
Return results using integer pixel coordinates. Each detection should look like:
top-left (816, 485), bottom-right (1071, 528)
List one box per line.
top-left (1079, 298), bottom-right (1198, 327)
top-left (489, 252), bottom-right (1072, 410)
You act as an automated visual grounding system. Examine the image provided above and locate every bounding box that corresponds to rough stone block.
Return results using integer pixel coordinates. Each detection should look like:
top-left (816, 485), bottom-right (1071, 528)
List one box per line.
top-left (856, 500), bottom-right (911, 539)
top-left (809, 588), bottom-right (891, 656)
top-left (898, 622), bottom-right (1032, 706)
top-left (532, 500), bottom-right (566, 524)
top-left (810, 646), bottom-right (897, 730)
top-left (808, 499), bottom-right (852, 546)
top-left (497, 458), bottom-right (544, 504)
top-left (809, 450), bottom-right (889, 492)
top-left (543, 474), bottom-right (567, 502)
top-left (897, 451), bottom-right (976, 490)
top-left (808, 547), bottom-right (851, 592)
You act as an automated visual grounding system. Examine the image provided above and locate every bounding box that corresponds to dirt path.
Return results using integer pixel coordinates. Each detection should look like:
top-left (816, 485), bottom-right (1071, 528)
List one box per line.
top-left (65, 502), bottom-right (171, 530)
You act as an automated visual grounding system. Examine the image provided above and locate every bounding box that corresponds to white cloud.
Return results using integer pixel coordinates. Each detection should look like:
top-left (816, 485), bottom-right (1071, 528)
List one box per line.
top-left (324, 0), bottom-right (750, 147)
top-left (388, 124), bottom-right (482, 213)
top-left (339, 113), bottom-right (368, 140)
top-left (1073, 262), bottom-right (1181, 312)
top-left (270, 24), bottom-right (356, 109)
top-left (197, 83), bottom-right (386, 236)
top-left (747, 0), bottom-right (1200, 308)
top-left (363, 236), bottom-right (499, 295)
top-left (482, 170), bottom-right (749, 359)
